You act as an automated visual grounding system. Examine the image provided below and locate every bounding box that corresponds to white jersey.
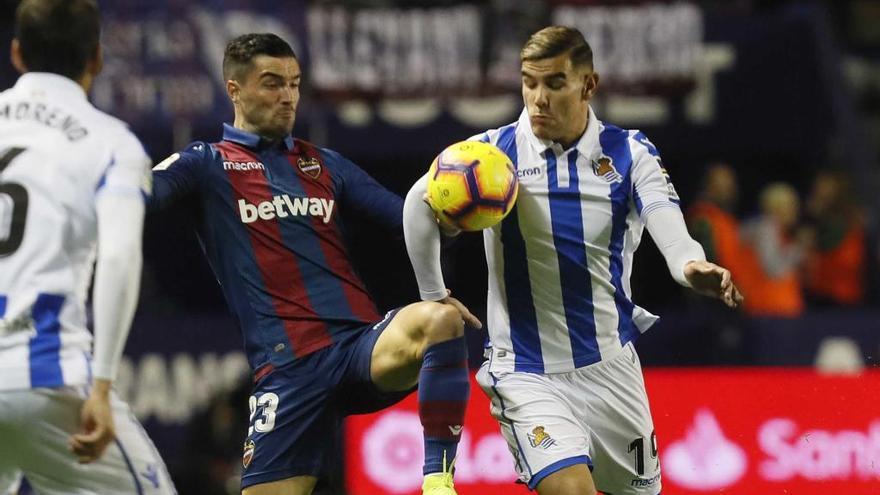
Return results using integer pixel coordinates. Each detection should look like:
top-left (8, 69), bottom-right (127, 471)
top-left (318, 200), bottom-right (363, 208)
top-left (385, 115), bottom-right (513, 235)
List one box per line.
top-left (0, 73), bottom-right (150, 391)
top-left (476, 107), bottom-right (681, 374)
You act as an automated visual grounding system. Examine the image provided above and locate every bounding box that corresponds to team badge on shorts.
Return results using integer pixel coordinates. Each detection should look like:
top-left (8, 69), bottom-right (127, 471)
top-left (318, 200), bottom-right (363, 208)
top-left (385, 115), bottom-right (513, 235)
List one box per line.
top-left (298, 156), bottom-right (322, 179)
top-left (528, 426), bottom-right (556, 449)
top-left (592, 155), bottom-right (623, 184)
top-left (242, 439), bottom-right (256, 469)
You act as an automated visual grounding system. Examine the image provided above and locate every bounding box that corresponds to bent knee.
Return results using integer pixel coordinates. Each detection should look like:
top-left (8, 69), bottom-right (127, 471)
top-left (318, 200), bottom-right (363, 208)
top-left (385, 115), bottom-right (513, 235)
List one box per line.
top-left (419, 302), bottom-right (464, 344)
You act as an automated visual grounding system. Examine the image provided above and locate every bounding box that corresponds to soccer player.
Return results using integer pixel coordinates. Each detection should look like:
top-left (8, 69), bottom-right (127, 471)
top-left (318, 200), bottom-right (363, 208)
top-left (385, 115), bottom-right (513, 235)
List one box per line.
top-left (0, 0), bottom-right (174, 493)
top-left (149, 33), bottom-right (474, 495)
top-left (404, 26), bottom-right (743, 495)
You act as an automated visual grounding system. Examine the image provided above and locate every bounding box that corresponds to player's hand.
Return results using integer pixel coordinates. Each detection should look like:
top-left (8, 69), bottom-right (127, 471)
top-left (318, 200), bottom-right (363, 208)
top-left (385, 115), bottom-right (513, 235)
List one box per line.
top-left (70, 379), bottom-right (116, 463)
top-left (441, 289), bottom-right (482, 329)
top-left (683, 260), bottom-right (744, 309)
top-left (423, 193), bottom-right (461, 237)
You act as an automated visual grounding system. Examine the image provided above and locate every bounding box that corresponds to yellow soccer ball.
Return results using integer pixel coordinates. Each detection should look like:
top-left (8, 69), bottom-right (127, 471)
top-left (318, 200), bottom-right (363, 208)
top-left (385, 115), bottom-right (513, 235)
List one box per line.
top-left (426, 141), bottom-right (519, 231)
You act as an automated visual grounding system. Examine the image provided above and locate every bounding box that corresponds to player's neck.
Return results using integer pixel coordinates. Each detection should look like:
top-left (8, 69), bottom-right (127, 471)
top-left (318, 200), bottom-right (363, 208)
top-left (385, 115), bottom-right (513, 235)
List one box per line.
top-left (232, 118), bottom-right (286, 145)
top-left (76, 72), bottom-right (94, 93)
top-left (556, 116), bottom-right (589, 151)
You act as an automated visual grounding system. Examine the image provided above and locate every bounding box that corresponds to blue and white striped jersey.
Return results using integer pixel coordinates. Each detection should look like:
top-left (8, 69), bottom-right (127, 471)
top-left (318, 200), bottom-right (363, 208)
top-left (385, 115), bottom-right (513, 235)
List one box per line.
top-left (0, 73), bottom-right (151, 391)
top-left (476, 107), bottom-right (680, 374)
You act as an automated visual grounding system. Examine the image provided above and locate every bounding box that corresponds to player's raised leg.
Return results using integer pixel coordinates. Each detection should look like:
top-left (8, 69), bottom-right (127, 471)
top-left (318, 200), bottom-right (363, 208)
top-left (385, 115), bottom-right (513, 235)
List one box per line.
top-left (369, 299), bottom-right (476, 494)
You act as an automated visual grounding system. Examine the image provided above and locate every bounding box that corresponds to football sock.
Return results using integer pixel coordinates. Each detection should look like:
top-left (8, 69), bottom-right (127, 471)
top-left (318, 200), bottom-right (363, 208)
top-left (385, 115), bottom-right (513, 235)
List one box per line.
top-left (418, 336), bottom-right (469, 475)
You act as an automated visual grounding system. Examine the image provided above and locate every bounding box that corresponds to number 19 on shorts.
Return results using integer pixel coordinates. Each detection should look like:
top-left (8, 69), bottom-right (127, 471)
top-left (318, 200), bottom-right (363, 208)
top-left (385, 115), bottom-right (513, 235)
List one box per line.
top-left (628, 430), bottom-right (659, 476)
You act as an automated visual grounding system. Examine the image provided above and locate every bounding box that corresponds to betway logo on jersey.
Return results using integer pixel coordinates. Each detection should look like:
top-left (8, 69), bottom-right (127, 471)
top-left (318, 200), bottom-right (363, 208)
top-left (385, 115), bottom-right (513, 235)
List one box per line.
top-left (224, 160), bottom-right (265, 171)
top-left (238, 195), bottom-right (335, 224)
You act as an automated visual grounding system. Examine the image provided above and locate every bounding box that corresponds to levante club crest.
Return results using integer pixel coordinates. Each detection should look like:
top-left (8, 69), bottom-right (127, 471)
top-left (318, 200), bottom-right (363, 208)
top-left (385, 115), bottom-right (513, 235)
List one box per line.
top-left (242, 439), bottom-right (255, 469)
top-left (298, 156), bottom-right (322, 178)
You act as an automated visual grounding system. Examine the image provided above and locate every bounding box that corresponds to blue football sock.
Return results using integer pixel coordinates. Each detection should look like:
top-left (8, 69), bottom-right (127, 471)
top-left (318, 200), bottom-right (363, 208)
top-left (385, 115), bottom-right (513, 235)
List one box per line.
top-left (418, 336), bottom-right (469, 475)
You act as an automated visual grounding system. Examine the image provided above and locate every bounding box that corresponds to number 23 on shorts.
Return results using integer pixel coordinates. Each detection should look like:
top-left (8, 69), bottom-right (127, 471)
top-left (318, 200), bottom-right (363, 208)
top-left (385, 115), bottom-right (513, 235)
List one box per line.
top-left (248, 392), bottom-right (279, 435)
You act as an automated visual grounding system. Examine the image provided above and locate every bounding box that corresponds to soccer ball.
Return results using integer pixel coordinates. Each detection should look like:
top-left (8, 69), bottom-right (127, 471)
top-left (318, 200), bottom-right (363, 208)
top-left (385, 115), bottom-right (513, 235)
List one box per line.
top-left (426, 141), bottom-right (519, 231)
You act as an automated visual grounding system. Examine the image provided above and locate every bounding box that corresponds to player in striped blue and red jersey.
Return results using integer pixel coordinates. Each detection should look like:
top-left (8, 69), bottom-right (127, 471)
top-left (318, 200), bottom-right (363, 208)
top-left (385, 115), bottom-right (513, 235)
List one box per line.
top-left (149, 34), bottom-right (473, 495)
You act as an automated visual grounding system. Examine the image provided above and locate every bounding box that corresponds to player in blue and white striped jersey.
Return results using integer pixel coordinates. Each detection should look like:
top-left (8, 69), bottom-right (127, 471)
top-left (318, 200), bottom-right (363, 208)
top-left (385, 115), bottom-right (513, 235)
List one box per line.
top-left (404, 27), bottom-right (742, 495)
top-left (0, 1), bottom-right (173, 493)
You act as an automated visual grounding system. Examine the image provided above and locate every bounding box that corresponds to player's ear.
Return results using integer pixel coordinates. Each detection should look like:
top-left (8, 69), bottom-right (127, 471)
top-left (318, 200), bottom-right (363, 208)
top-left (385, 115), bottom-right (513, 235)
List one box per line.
top-left (88, 44), bottom-right (103, 77)
top-left (226, 79), bottom-right (241, 104)
top-left (10, 39), bottom-right (26, 74)
top-left (582, 71), bottom-right (599, 101)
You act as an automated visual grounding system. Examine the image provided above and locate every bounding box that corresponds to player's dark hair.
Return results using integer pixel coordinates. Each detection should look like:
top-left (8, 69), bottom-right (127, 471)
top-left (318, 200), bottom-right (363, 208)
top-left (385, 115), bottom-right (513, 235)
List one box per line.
top-left (14, 0), bottom-right (101, 80)
top-left (521, 26), bottom-right (593, 70)
top-left (223, 33), bottom-right (297, 81)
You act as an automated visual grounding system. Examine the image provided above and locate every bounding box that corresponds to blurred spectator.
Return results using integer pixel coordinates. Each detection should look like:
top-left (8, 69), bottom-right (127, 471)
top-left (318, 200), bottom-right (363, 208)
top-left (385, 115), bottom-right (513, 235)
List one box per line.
top-left (741, 183), bottom-right (812, 317)
top-left (684, 163), bottom-right (752, 360)
top-left (803, 170), bottom-right (867, 306)
top-left (686, 163), bottom-right (751, 286)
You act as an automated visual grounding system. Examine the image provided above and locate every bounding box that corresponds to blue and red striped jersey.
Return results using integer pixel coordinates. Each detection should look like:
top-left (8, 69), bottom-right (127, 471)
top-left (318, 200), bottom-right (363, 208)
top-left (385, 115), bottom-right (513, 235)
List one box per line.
top-left (150, 124), bottom-right (402, 371)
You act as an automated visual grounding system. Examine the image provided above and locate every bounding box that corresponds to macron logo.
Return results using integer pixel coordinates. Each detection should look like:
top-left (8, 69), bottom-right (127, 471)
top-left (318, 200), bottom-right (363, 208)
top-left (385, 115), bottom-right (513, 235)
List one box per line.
top-left (516, 166), bottom-right (543, 182)
top-left (238, 195), bottom-right (335, 224)
top-left (224, 160), bottom-right (265, 171)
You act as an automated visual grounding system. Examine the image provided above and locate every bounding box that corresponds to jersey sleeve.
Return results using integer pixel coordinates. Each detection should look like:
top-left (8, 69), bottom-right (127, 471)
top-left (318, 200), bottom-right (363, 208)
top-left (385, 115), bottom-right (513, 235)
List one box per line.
top-left (95, 129), bottom-right (151, 201)
top-left (687, 214), bottom-right (719, 263)
top-left (629, 131), bottom-right (681, 220)
top-left (148, 141), bottom-right (211, 211)
top-left (326, 149), bottom-right (403, 233)
top-left (645, 206), bottom-right (706, 286)
top-left (91, 127), bottom-right (148, 381)
top-left (403, 173), bottom-right (448, 301)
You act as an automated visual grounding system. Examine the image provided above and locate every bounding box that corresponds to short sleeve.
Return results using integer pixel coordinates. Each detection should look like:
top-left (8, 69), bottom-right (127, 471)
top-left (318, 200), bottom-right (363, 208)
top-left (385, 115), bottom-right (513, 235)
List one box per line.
top-left (630, 131), bottom-right (681, 219)
top-left (95, 129), bottom-right (151, 200)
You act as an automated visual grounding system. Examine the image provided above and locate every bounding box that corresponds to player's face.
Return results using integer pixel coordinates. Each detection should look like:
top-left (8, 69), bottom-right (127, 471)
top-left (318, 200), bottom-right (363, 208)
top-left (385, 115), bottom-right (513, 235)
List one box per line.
top-left (232, 55), bottom-right (301, 140)
top-left (522, 53), bottom-right (598, 147)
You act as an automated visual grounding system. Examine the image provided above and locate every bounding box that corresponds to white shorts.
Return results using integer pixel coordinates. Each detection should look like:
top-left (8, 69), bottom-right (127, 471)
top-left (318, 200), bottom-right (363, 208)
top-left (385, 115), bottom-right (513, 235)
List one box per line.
top-left (476, 343), bottom-right (662, 494)
top-left (0, 387), bottom-right (175, 495)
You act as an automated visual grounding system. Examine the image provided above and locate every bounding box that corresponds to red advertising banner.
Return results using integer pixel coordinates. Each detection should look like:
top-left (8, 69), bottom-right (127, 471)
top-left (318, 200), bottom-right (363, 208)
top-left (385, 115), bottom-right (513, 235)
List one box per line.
top-left (345, 373), bottom-right (524, 495)
top-left (647, 369), bottom-right (879, 494)
top-left (345, 369), bottom-right (879, 494)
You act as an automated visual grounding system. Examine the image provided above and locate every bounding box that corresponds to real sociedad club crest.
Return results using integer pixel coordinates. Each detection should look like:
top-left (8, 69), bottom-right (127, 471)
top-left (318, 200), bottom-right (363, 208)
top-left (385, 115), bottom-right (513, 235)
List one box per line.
top-left (592, 155), bottom-right (623, 184)
top-left (298, 156), bottom-right (322, 179)
top-left (528, 425), bottom-right (557, 449)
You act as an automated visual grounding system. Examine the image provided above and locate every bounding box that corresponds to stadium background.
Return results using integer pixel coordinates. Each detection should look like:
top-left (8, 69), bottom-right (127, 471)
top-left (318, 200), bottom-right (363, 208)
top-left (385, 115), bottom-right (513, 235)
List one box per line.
top-left (1, 0), bottom-right (878, 493)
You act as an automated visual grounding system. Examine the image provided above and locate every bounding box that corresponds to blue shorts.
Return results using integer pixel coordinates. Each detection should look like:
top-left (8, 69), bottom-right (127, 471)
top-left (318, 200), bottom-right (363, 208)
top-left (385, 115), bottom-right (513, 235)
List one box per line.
top-left (240, 309), bottom-right (412, 488)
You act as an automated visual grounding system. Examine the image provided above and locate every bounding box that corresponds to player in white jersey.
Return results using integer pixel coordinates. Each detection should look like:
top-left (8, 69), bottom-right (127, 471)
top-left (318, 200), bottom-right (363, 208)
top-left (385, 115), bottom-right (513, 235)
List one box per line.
top-left (0, 1), bottom-right (174, 493)
top-left (404, 27), bottom-right (743, 495)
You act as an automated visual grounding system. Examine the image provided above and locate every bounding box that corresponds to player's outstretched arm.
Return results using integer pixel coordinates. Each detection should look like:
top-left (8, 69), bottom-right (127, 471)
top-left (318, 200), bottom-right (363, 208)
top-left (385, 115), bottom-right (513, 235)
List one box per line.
top-left (329, 149), bottom-right (404, 235)
top-left (404, 175), bottom-right (482, 327)
top-left (645, 206), bottom-right (743, 308)
top-left (148, 143), bottom-right (207, 212)
top-left (403, 174), bottom-right (449, 301)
